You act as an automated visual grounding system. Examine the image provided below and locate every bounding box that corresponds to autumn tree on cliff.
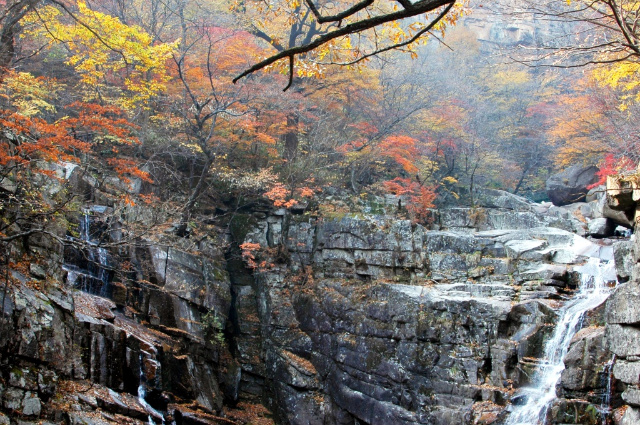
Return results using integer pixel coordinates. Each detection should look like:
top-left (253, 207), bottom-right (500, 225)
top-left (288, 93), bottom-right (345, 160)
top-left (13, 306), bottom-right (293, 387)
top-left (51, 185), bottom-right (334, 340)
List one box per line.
top-left (0, 0), bottom-right (171, 249)
top-left (119, 0), bottom-right (286, 236)
top-left (168, 27), bottom-right (269, 236)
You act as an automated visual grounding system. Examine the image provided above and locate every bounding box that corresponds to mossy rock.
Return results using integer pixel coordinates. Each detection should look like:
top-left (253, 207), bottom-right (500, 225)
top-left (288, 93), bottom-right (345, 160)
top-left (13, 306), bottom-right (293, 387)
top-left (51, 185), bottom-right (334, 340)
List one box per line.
top-left (551, 400), bottom-right (601, 425)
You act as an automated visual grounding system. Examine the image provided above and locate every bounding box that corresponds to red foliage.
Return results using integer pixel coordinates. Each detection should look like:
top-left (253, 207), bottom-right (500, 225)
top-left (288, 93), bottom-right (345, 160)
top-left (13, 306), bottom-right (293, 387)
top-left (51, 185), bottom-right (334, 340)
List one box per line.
top-left (240, 242), bottom-right (261, 269)
top-left (263, 180), bottom-right (316, 209)
top-left (0, 102), bottom-right (151, 196)
top-left (588, 154), bottom-right (636, 189)
top-left (378, 135), bottom-right (420, 174)
top-left (0, 110), bottom-right (90, 168)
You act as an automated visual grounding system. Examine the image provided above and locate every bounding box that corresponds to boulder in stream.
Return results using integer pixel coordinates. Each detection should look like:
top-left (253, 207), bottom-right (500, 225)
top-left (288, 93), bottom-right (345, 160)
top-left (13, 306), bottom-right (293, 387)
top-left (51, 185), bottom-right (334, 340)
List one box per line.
top-left (546, 165), bottom-right (599, 206)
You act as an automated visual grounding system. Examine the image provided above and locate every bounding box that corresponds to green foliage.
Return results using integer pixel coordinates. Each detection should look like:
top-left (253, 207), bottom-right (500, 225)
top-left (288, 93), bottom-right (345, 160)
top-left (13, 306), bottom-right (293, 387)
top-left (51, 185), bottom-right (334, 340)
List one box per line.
top-left (201, 310), bottom-right (225, 346)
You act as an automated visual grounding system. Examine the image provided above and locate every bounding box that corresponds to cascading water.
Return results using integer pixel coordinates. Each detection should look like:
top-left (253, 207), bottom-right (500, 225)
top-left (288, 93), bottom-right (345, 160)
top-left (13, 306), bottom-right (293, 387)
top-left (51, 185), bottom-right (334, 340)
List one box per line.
top-left (504, 253), bottom-right (617, 425)
top-left (138, 353), bottom-right (165, 425)
top-left (598, 355), bottom-right (616, 424)
top-left (63, 209), bottom-right (112, 296)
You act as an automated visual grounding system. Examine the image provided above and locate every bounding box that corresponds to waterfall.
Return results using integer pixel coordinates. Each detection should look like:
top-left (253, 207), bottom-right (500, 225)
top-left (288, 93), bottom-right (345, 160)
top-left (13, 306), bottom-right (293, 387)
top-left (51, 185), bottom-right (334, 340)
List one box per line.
top-left (63, 209), bottom-right (113, 296)
top-left (137, 353), bottom-right (165, 425)
top-left (505, 255), bottom-right (616, 425)
top-left (598, 355), bottom-right (616, 424)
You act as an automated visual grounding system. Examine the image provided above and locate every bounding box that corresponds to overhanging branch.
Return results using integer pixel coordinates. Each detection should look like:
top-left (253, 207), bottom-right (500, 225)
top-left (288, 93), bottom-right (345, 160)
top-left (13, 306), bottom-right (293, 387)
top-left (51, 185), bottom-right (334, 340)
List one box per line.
top-left (234, 0), bottom-right (456, 86)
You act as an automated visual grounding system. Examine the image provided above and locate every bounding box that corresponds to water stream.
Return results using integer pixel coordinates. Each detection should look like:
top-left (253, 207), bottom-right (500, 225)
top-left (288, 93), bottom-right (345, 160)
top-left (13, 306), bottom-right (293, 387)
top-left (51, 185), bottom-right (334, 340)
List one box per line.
top-left (598, 355), bottom-right (616, 424)
top-left (504, 253), bottom-right (617, 425)
top-left (63, 209), bottom-right (112, 296)
top-left (137, 353), bottom-right (165, 425)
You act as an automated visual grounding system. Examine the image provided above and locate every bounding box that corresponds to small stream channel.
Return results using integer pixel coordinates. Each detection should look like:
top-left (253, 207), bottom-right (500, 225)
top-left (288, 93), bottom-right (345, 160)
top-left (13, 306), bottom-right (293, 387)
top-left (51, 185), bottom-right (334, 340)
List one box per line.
top-left (63, 208), bottom-right (166, 424)
top-left (504, 243), bottom-right (618, 424)
top-left (63, 207), bottom-right (114, 296)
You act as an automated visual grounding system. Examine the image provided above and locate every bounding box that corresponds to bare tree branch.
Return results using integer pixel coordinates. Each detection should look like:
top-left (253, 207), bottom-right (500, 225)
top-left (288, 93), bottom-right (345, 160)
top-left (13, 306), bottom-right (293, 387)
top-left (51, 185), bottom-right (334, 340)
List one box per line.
top-left (234, 0), bottom-right (456, 85)
top-left (326, 2), bottom-right (455, 66)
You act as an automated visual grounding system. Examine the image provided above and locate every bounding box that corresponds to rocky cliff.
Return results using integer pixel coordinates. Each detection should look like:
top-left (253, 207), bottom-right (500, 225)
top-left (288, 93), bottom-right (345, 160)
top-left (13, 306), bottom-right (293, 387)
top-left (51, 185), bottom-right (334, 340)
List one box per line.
top-left (0, 183), bottom-right (634, 425)
top-left (602, 175), bottom-right (640, 425)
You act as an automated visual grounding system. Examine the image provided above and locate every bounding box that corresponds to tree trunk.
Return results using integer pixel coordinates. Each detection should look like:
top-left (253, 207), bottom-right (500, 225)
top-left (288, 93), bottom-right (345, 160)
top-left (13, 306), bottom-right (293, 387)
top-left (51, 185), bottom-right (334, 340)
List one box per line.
top-left (0, 0), bottom-right (41, 77)
top-left (513, 171), bottom-right (527, 195)
top-left (177, 154), bottom-right (214, 236)
top-left (283, 114), bottom-right (299, 161)
top-left (0, 28), bottom-right (15, 72)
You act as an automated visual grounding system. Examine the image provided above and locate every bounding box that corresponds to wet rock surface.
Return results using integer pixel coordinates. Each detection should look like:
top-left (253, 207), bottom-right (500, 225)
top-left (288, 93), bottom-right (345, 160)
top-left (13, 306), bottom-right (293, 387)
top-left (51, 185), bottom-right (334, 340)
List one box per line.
top-left (0, 186), bottom-right (635, 425)
top-left (229, 193), bottom-right (621, 424)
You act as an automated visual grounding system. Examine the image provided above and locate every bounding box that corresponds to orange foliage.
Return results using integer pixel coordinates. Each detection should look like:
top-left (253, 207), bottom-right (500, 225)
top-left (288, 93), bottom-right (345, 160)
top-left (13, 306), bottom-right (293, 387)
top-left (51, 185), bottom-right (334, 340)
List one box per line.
top-left (264, 180), bottom-right (316, 209)
top-left (382, 177), bottom-right (436, 222)
top-left (338, 132), bottom-right (422, 177)
top-left (378, 135), bottom-right (420, 174)
top-left (0, 110), bottom-right (89, 167)
top-left (240, 242), bottom-right (261, 269)
top-left (0, 101), bottom-right (150, 192)
top-left (239, 242), bottom-right (275, 271)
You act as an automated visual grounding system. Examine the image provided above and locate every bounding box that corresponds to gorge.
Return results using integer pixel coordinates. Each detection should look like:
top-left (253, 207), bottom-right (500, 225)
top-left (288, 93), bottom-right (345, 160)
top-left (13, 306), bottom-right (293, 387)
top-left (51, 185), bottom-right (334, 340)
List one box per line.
top-left (1, 1), bottom-right (640, 424)
top-left (1, 168), bottom-right (639, 425)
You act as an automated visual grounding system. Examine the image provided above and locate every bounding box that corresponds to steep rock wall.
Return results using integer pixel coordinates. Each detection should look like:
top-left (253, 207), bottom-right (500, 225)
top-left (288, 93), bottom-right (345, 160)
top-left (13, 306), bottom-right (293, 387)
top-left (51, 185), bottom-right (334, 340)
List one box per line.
top-left (0, 187), bottom-right (630, 425)
top-left (233, 199), bottom-right (618, 425)
top-left (603, 176), bottom-right (640, 425)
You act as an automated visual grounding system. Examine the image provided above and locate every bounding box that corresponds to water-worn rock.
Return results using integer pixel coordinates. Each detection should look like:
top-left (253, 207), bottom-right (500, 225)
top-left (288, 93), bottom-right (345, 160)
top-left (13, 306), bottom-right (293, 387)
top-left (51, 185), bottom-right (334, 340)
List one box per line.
top-left (614, 240), bottom-right (634, 283)
top-left (588, 217), bottom-right (615, 237)
top-left (550, 399), bottom-right (603, 425)
top-left (606, 324), bottom-right (640, 357)
top-left (3, 170), bottom-right (632, 425)
top-left (546, 165), bottom-right (599, 206)
top-left (606, 175), bottom-right (639, 211)
top-left (606, 282), bottom-right (640, 325)
top-left (614, 360), bottom-right (640, 385)
top-left (622, 386), bottom-right (640, 406)
top-left (472, 188), bottom-right (532, 211)
top-left (561, 327), bottom-right (609, 394)
top-left (232, 202), bottom-right (619, 425)
top-left (620, 406), bottom-right (640, 425)
top-left (603, 200), bottom-right (635, 228)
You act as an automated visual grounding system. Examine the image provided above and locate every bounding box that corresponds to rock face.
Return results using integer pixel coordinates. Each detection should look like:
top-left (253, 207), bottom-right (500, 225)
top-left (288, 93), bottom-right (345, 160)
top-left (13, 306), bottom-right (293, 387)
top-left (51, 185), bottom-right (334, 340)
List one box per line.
top-left (546, 165), bottom-right (599, 206)
top-left (600, 172), bottom-right (640, 425)
top-left (0, 185), bottom-right (632, 425)
top-left (0, 210), bottom-right (242, 424)
top-left (229, 196), bottom-right (618, 424)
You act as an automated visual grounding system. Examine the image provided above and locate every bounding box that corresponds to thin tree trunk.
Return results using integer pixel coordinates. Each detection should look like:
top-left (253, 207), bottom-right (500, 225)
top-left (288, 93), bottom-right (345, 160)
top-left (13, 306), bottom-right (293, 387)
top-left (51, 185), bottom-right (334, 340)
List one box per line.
top-left (177, 154), bottom-right (214, 236)
top-left (283, 114), bottom-right (299, 161)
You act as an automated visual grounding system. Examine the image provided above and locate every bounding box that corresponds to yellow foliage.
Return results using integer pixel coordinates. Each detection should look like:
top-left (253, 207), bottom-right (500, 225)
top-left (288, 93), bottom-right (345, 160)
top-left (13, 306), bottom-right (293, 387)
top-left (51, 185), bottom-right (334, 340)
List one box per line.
top-left (237, 0), bottom-right (469, 80)
top-left (593, 61), bottom-right (640, 107)
top-left (22, 1), bottom-right (178, 109)
top-left (0, 71), bottom-right (61, 116)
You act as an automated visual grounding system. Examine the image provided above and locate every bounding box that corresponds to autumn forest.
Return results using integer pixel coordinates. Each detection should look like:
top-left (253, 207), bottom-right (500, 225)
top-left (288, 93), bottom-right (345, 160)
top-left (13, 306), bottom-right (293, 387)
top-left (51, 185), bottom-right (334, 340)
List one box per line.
top-left (1, 0), bottom-right (640, 241)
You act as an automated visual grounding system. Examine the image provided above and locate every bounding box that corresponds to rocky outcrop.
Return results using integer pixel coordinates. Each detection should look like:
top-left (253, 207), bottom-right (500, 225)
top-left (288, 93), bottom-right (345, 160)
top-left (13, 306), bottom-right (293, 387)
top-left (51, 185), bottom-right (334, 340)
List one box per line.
top-left (0, 208), bottom-right (247, 424)
top-left (232, 194), bottom-right (620, 424)
top-left (597, 174), bottom-right (640, 425)
top-left (545, 165), bottom-right (599, 206)
top-left (0, 182), bottom-right (633, 425)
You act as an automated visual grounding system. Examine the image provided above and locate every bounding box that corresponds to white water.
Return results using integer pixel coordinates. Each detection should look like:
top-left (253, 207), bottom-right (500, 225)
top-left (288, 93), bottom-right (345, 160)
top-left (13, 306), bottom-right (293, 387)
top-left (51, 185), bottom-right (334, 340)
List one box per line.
top-left (505, 256), bottom-right (616, 425)
top-left (137, 353), bottom-right (165, 425)
top-left (64, 211), bottom-right (111, 295)
top-left (597, 355), bottom-right (616, 424)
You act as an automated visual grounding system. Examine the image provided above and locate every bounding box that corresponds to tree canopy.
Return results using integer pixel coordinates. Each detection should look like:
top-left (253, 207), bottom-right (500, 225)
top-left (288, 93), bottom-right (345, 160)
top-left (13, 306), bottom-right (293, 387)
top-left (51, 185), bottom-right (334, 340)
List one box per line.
top-left (0, 0), bottom-right (639, 252)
